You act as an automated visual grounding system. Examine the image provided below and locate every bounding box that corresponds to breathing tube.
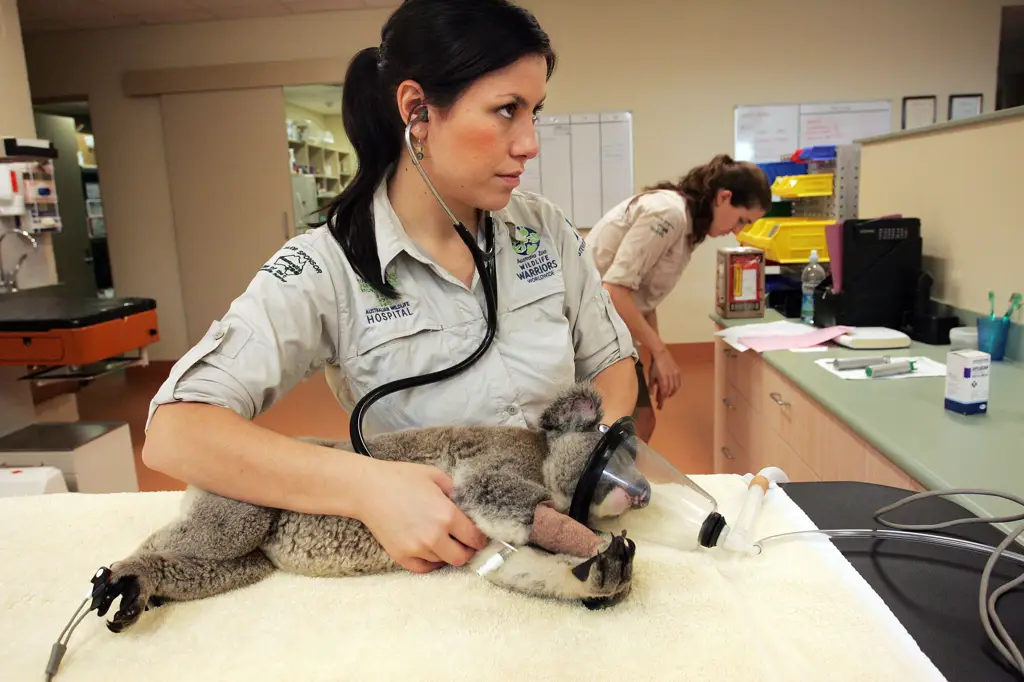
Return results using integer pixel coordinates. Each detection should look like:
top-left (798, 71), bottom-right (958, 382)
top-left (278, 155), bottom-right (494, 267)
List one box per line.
top-left (753, 488), bottom-right (1024, 677)
top-left (347, 107), bottom-right (499, 458)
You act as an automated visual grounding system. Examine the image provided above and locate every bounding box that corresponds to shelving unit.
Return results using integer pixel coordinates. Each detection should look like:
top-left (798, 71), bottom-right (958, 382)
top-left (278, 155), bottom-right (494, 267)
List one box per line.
top-left (287, 137), bottom-right (352, 200)
top-left (738, 144), bottom-right (861, 265)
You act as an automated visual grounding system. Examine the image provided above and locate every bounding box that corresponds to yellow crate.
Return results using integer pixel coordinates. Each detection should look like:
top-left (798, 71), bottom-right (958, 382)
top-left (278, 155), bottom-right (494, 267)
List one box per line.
top-left (736, 217), bottom-right (832, 264)
top-left (770, 173), bottom-right (834, 198)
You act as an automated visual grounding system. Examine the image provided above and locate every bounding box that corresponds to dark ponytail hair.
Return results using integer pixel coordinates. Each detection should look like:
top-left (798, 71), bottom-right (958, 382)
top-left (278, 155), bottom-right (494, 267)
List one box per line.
top-left (321, 0), bottom-right (557, 299)
top-left (631, 154), bottom-right (772, 248)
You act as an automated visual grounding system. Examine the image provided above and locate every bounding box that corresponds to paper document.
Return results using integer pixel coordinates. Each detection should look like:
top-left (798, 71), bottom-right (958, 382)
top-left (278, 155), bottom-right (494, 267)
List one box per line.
top-left (815, 356), bottom-right (947, 380)
top-left (714, 321), bottom-right (814, 352)
top-left (739, 326), bottom-right (853, 353)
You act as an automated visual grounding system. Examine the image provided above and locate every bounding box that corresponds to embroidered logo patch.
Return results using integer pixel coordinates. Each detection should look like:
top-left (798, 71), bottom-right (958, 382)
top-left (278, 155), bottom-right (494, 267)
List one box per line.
top-left (359, 268), bottom-right (413, 324)
top-left (510, 225), bottom-right (558, 283)
top-left (511, 225), bottom-right (541, 257)
top-left (259, 245), bottom-right (323, 283)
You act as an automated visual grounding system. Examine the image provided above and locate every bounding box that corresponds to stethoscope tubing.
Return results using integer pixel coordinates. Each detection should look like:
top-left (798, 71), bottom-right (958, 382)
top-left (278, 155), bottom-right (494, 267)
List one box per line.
top-left (347, 109), bottom-right (500, 457)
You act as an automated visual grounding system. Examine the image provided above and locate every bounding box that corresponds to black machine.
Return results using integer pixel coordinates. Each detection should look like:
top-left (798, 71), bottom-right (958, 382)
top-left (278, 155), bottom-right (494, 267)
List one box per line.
top-left (806, 216), bottom-right (959, 344)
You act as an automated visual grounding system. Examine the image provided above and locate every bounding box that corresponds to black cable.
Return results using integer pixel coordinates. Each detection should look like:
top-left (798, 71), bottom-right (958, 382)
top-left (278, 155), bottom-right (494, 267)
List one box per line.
top-left (756, 488), bottom-right (1024, 678)
top-left (348, 218), bottom-right (498, 457)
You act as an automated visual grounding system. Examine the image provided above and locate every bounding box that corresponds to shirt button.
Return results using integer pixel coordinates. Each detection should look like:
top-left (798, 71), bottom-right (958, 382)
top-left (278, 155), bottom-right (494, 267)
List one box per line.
top-left (506, 405), bottom-right (518, 414)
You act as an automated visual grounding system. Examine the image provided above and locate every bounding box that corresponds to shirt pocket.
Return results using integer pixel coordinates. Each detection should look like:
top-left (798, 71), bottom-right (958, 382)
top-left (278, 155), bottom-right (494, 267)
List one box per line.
top-left (500, 274), bottom-right (576, 404)
top-left (344, 314), bottom-right (453, 431)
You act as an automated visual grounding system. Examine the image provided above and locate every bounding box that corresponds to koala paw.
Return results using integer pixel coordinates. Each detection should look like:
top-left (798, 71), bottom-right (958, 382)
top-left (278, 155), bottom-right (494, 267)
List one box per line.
top-left (99, 559), bottom-right (158, 633)
top-left (571, 531), bottom-right (635, 609)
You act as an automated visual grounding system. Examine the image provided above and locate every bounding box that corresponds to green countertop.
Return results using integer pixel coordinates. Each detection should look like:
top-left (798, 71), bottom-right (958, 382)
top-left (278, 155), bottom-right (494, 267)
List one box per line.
top-left (710, 310), bottom-right (1024, 528)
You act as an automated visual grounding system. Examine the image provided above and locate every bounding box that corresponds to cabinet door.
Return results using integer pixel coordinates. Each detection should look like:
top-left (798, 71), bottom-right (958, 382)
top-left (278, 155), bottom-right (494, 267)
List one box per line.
top-left (160, 88), bottom-right (294, 346)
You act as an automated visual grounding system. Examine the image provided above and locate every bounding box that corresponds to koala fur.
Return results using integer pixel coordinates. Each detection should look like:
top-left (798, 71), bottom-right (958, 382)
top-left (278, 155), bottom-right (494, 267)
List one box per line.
top-left (98, 382), bottom-right (642, 633)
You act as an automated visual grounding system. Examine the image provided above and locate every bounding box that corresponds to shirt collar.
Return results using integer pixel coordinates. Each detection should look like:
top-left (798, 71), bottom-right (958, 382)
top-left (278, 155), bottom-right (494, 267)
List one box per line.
top-left (371, 174), bottom-right (508, 279)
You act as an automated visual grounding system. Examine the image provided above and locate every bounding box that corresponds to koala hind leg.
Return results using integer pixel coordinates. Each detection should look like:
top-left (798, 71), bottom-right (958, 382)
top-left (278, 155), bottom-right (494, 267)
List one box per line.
top-left (470, 532), bottom-right (636, 610)
top-left (101, 490), bottom-right (278, 633)
top-left (103, 551), bottom-right (275, 633)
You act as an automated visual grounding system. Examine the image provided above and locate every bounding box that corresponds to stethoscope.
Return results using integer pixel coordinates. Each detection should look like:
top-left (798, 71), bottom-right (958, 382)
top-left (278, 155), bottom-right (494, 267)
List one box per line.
top-left (347, 106), bottom-right (500, 458)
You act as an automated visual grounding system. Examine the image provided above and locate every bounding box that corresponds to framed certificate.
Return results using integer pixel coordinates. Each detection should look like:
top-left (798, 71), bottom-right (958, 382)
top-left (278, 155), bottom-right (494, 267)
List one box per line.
top-left (902, 96), bottom-right (936, 130)
top-left (948, 93), bottom-right (983, 121)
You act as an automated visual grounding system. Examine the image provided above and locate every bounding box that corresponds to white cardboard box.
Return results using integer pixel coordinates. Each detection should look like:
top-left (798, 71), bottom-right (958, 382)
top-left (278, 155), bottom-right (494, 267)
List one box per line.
top-left (944, 349), bottom-right (990, 415)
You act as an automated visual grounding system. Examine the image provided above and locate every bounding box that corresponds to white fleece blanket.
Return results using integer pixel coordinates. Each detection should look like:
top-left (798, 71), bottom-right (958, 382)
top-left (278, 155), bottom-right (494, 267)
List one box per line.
top-left (0, 474), bottom-right (946, 682)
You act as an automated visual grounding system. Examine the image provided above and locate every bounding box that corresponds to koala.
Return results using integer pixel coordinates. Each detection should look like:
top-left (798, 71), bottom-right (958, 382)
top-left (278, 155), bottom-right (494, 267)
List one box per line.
top-left (96, 382), bottom-right (644, 634)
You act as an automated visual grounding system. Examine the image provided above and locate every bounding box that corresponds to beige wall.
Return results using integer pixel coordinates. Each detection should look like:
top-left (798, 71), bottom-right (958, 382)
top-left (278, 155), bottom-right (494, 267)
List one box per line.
top-left (22, 0), bottom-right (1009, 357)
top-left (859, 110), bottom-right (1024, 316)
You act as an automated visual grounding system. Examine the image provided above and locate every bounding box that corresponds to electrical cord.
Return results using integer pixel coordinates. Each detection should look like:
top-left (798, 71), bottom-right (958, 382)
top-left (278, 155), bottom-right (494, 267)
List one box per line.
top-left (755, 488), bottom-right (1024, 677)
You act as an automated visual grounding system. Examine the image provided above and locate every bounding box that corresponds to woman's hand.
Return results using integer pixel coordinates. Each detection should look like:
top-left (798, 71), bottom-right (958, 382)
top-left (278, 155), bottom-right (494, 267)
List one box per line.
top-left (355, 460), bottom-right (490, 574)
top-left (650, 349), bottom-right (681, 409)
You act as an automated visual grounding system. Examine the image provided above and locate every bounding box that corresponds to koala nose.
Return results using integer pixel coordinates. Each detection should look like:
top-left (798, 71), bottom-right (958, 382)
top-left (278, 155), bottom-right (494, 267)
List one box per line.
top-left (629, 480), bottom-right (651, 508)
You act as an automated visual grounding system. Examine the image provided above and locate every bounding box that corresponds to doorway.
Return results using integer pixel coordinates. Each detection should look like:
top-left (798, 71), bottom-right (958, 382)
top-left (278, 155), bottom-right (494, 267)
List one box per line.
top-left (997, 5), bottom-right (1024, 110)
top-left (283, 84), bottom-right (353, 235)
top-left (32, 100), bottom-right (112, 299)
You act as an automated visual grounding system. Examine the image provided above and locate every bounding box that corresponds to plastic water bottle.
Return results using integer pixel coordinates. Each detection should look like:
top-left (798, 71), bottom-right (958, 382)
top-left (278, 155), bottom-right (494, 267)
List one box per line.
top-left (800, 249), bottom-right (826, 324)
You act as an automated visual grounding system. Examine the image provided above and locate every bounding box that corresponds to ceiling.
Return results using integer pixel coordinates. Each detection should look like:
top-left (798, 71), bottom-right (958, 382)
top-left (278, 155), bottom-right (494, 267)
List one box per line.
top-left (17, 0), bottom-right (402, 34)
top-left (284, 84), bottom-right (343, 116)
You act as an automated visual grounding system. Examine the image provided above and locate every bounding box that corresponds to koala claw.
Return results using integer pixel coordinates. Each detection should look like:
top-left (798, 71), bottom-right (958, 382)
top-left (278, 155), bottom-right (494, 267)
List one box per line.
top-left (101, 562), bottom-right (157, 634)
top-left (104, 575), bottom-right (148, 633)
top-left (571, 530), bottom-right (635, 609)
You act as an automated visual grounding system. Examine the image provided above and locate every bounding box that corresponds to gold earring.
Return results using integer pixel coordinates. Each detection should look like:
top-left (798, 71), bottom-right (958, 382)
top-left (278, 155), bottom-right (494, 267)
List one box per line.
top-left (415, 138), bottom-right (425, 160)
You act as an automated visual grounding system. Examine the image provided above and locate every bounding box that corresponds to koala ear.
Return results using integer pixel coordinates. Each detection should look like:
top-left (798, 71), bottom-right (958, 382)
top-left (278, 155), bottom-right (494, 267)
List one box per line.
top-left (539, 382), bottom-right (604, 434)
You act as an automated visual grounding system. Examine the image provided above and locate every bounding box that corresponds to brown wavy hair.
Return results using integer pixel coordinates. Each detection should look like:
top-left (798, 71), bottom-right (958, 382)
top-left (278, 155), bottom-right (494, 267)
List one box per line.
top-left (629, 154), bottom-right (771, 248)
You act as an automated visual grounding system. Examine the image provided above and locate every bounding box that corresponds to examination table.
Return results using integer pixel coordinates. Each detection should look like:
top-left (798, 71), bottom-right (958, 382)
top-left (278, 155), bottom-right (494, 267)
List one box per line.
top-left (5, 476), bottom-right (1013, 681)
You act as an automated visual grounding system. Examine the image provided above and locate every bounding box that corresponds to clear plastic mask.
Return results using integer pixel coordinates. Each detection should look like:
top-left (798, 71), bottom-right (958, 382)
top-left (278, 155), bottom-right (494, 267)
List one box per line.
top-left (570, 419), bottom-right (726, 552)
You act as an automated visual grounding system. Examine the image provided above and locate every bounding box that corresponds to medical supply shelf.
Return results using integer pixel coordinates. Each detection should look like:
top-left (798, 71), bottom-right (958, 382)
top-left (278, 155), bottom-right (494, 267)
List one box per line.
top-left (739, 144), bottom-right (861, 265)
top-left (771, 173), bottom-right (834, 198)
top-left (711, 309), bottom-right (1024, 536)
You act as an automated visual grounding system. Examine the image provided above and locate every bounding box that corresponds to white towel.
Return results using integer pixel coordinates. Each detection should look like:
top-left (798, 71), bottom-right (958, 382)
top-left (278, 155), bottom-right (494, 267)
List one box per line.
top-left (0, 474), bottom-right (946, 681)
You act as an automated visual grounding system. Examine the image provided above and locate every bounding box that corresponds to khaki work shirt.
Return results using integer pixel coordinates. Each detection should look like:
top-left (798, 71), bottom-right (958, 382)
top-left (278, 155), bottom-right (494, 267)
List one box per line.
top-left (146, 178), bottom-right (636, 437)
top-left (587, 189), bottom-right (694, 314)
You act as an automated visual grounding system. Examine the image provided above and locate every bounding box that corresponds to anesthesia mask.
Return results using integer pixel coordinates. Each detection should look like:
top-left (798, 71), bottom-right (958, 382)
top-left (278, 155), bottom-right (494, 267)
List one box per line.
top-left (567, 417), bottom-right (731, 552)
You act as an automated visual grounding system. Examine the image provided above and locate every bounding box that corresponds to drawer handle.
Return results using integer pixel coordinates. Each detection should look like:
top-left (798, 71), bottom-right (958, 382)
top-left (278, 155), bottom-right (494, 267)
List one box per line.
top-left (722, 398), bottom-right (736, 410)
top-left (721, 446), bottom-right (736, 460)
top-left (769, 392), bottom-right (791, 407)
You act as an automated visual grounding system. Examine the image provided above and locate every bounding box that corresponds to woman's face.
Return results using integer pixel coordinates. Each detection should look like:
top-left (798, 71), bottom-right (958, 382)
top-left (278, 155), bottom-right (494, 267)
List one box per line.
top-left (412, 55), bottom-right (547, 212)
top-left (708, 189), bottom-right (766, 238)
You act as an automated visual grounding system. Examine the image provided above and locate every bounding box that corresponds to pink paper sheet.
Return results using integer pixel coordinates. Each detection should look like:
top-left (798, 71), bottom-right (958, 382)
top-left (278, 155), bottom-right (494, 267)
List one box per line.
top-left (738, 326), bottom-right (853, 353)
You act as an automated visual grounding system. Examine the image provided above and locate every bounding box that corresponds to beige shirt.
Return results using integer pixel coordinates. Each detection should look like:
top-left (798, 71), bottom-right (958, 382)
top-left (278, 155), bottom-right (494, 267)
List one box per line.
top-left (587, 189), bottom-right (694, 314)
top-left (146, 178), bottom-right (636, 438)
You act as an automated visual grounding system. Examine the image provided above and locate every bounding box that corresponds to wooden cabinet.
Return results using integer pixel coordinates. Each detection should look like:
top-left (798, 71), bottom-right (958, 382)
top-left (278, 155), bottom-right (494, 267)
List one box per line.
top-left (713, 332), bottom-right (925, 491)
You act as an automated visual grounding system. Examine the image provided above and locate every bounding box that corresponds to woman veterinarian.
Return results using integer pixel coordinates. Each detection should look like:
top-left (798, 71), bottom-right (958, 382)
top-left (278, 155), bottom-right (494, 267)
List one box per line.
top-left (142, 0), bottom-right (637, 578)
top-left (587, 154), bottom-right (771, 441)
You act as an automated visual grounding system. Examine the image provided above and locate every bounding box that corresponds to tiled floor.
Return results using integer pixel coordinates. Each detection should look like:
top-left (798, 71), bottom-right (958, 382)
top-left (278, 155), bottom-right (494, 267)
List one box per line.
top-left (72, 344), bottom-right (715, 492)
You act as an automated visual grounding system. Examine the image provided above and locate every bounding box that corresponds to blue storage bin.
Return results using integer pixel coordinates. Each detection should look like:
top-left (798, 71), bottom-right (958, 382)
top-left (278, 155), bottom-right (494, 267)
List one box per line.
top-left (757, 161), bottom-right (807, 186)
top-left (794, 145), bottom-right (837, 162)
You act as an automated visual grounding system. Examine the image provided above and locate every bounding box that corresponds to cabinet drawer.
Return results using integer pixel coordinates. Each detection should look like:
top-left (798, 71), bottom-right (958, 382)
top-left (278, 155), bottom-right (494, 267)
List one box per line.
top-left (718, 430), bottom-right (748, 476)
top-left (759, 364), bottom-right (870, 482)
top-left (864, 447), bottom-right (914, 490)
top-left (721, 386), bottom-right (756, 454)
top-left (757, 419), bottom-right (819, 483)
top-left (722, 345), bottom-right (763, 406)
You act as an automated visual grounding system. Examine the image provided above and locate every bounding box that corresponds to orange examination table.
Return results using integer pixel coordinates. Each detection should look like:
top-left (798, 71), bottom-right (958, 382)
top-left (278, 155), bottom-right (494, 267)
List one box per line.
top-left (0, 296), bottom-right (158, 377)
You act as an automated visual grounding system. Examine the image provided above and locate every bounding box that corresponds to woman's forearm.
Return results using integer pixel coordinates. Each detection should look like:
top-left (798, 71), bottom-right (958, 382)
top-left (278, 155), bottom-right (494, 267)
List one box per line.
top-left (603, 283), bottom-right (666, 356)
top-left (143, 402), bottom-right (372, 518)
top-left (591, 357), bottom-right (638, 426)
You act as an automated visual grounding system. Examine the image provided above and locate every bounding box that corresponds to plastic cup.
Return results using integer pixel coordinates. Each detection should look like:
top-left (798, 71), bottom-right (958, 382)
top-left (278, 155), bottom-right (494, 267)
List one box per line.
top-left (977, 316), bottom-right (1011, 361)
